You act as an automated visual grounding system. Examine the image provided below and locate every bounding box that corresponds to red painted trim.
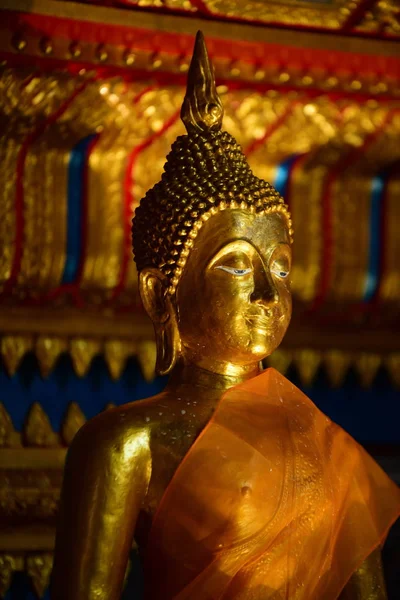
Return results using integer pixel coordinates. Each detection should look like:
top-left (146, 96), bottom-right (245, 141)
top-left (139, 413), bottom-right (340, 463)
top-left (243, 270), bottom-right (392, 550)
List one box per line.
top-left (1, 50), bottom-right (399, 105)
top-left (310, 109), bottom-right (396, 314)
top-left (3, 10), bottom-right (400, 79)
top-left (0, 80), bottom-right (91, 300)
top-left (110, 108), bottom-right (181, 304)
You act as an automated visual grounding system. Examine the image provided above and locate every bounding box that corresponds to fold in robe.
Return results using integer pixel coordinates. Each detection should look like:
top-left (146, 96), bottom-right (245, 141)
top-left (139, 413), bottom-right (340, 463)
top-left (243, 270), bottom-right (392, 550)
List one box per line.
top-left (144, 369), bottom-right (400, 600)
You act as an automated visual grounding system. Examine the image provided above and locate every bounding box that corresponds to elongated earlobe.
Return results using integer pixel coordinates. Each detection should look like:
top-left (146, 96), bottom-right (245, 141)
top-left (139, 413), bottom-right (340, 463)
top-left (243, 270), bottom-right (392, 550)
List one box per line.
top-left (155, 314), bottom-right (180, 376)
top-left (139, 268), bottom-right (181, 376)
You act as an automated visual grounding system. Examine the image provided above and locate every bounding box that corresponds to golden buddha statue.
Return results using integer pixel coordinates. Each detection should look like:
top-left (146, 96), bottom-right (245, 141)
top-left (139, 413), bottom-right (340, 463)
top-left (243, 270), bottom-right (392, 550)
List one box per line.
top-left (52, 32), bottom-right (400, 600)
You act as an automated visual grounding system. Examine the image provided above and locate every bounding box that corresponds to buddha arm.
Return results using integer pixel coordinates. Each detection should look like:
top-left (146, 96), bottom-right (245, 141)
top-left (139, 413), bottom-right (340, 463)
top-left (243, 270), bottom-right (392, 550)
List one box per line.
top-left (340, 548), bottom-right (387, 600)
top-left (51, 414), bottom-right (151, 600)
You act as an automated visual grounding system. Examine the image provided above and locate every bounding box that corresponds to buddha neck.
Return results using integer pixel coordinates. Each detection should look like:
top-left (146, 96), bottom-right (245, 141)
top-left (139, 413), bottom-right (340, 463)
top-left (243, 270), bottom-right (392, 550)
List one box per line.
top-left (166, 359), bottom-right (262, 394)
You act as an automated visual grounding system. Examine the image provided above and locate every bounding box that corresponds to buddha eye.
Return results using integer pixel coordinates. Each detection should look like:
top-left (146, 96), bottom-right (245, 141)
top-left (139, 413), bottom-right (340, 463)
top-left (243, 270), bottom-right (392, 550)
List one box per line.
top-left (271, 263), bottom-right (289, 279)
top-left (216, 266), bottom-right (253, 276)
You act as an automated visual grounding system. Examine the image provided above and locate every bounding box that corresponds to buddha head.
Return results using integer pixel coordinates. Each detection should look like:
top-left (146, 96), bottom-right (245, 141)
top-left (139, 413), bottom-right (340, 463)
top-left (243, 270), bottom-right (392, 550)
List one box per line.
top-left (132, 32), bottom-right (293, 377)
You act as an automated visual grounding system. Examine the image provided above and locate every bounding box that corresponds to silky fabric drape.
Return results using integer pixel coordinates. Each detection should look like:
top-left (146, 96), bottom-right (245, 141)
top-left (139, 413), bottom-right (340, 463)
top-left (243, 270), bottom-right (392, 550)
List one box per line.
top-left (144, 369), bottom-right (400, 600)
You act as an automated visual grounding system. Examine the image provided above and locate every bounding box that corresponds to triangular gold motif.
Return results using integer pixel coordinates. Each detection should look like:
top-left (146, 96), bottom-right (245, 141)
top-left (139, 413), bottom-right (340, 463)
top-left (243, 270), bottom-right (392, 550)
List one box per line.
top-left (1, 335), bottom-right (33, 376)
top-left (35, 337), bottom-right (67, 378)
top-left (293, 349), bottom-right (322, 387)
top-left (26, 554), bottom-right (53, 598)
top-left (23, 403), bottom-right (59, 447)
top-left (61, 402), bottom-right (86, 445)
top-left (70, 338), bottom-right (102, 377)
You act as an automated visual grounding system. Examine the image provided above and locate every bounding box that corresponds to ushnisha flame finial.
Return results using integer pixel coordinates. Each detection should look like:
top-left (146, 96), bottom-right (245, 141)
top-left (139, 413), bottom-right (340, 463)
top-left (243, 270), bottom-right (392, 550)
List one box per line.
top-left (181, 31), bottom-right (224, 133)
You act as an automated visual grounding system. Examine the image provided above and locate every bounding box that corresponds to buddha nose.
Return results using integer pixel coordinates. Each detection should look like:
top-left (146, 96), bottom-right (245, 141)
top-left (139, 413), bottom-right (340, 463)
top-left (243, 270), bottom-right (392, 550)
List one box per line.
top-left (250, 270), bottom-right (279, 307)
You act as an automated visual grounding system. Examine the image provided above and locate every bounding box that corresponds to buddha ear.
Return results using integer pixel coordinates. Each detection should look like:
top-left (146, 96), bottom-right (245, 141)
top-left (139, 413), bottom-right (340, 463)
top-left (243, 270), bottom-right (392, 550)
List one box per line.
top-left (139, 268), bottom-right (181, 376)
top-left (139, 268), bottom-right (169, 324)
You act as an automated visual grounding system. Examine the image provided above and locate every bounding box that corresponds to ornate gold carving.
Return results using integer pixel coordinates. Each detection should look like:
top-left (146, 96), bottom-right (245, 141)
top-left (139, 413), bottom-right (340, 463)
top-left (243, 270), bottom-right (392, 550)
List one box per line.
top-left (0, 449), bottom-right (63, 521)
top-left (18, 78), bottom-right (109, 295)
top-left (293, 349), bottom-right (322, 388)
top-left (23, 403), bottom-right (59, 447)
top-left (33, 0), bottom-right (364, 30)
top-left (1, 9), bottom-right (397, 98)
top-left (331, 107), bottom-right (400, 304)
top-left (26, 553), bottom-right (53, 598)
top-left (0, 328), bottom-right (399, 388)
top-left (137, 340), bottom-right (157, 383)
top-left (199, 0), bottom-right (363, 28)
top-left (104, 340), bottom-right (137, 380)
top-left (39, 37), bottom-right (53, 56)
top-left (323, 350), bottom-right (353, 388)
top-left (355, 353), bottom-right (382, 388)
top-left (61, 403), bottom-right (86, 446)
top-left (356, 0), bottom-right (400, 37)
top-left (124, 89), bottom-right (183, 296)
top-left (1, 335), bottom-right (33, 376)
top-left (81, 81), bottom-right (150, 298)
top-left (96, 44), bottom-right (109, 63)
top-left (0, 403), bottom-right (19, 448)
top-left (35, 337), bottom-right (67, 378)
top-left (11, 33), bottom-right (27, 52)
top-left (70, 338), bottom-right (101, 377)
top-left (0, 554), bottom-right (16, 598)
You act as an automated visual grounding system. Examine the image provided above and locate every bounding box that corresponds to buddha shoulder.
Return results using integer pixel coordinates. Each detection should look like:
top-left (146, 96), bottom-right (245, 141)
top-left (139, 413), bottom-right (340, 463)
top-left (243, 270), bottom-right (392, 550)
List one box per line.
top-left (66, 396), bottom-right (167, 475)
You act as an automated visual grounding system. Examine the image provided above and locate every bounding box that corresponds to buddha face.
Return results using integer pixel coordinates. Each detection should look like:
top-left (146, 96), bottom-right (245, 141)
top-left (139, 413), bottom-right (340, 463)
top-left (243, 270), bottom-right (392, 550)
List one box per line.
top-left (174, 209), bottom-right (292, 373)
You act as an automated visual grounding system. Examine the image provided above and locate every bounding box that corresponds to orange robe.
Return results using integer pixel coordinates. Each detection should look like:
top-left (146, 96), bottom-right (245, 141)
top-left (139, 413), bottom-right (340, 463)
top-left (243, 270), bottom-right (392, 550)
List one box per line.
top-left (144, 369), bottom-right (400, 600)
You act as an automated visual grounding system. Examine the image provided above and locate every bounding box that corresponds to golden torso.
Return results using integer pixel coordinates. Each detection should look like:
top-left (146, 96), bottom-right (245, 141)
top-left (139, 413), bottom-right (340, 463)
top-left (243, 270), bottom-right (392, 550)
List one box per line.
top-left (110, 395), bottom-right (214, 544)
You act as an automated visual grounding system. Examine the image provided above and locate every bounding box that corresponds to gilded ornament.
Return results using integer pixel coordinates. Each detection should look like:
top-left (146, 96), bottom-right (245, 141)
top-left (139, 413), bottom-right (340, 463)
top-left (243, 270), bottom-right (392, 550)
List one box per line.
top-left (355, 353), bottom-right (382, 388)
top-left (11, 33), bottom-right (26, 52)
top-left (0, 403), bottom-right (18, 447)
top-left (323, 350), bottom-right (353, 388)
top-left (61, 403), bottom-right (86, 446)
top-left (104, 340), bottom-right (137, 381)
top-left (150, 54), bottom-right (163, 69)
top-left (177, 56), bottom-right (190, 73)
top-left (26, 553), bottom-right (53, 598)
top-left (96, 44), bottom-right (108, 63)
top-left (293, 348), bottom-right (322, 388)
top-left (35, 337), bottom-right (68, 379)
top-left (136, 340), bottom-right (157, 382)
top-left (39, 37), bottom-right (53, 56)
top-left (1, 335), bottom-right (33, 377)
top-left (123, 49), bottom-right (136, 66)
top-left (23, 403), bottom-right (59, 447)
top-left (69, 41), bottom-right (82, 59)
top-left (0, 554), bottom-right (16, 598)
top-left (70, 338), bottom-right (102, 378)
